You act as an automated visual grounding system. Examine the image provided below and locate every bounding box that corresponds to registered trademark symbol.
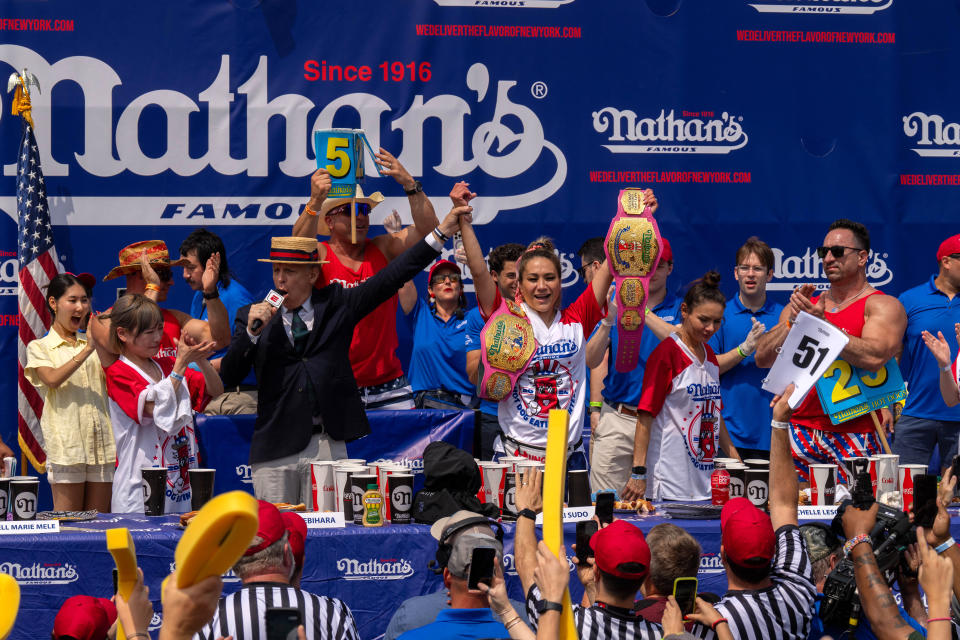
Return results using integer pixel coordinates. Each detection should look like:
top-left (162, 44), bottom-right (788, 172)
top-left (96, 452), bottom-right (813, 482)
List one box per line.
top-left (531, 81), bottom-right (548, 99)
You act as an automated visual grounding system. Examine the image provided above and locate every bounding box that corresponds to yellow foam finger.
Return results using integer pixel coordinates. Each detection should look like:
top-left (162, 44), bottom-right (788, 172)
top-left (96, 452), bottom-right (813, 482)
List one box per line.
top-left (174, 490), bottom-right (258, 589)
top-left (106, 528), bottom-right (137, 640)
top-left (0, 573), bottom-right (20, 640)
top-left (542, 409), bottom-right (577, 639)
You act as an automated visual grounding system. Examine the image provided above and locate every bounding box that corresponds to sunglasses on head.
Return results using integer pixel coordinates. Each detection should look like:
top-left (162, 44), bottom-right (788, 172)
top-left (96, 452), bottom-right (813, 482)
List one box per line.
top-left (816, 245), bottom-right (864, 259)
top-left (431, 273), bottom-right (461, 285)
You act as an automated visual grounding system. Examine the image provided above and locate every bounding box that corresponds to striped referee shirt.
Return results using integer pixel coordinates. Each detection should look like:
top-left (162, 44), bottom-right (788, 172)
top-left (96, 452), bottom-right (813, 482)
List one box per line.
top-left (693, 525), bottom-right (817, 640)
top-left (525, 585), bottom-right (663, 640)
top-left (194, 582), bottom-right (360, 640)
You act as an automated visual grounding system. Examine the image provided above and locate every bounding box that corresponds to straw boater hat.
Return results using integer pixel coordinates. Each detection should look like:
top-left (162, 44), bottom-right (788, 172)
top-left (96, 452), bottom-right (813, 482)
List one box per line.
top-left (315, 185), bottom-right (385, 236)
top-left (102, 240), bottom-right (190, 281)
top-left (258, 237), bottom-right (328, 264)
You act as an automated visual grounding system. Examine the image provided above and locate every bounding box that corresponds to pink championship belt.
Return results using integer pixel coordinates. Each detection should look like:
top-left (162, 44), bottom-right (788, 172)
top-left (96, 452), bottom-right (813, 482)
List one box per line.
top-left (477, 297), bottom-right (537, 401)
top-left (604, 188), bottom-right (663, 373)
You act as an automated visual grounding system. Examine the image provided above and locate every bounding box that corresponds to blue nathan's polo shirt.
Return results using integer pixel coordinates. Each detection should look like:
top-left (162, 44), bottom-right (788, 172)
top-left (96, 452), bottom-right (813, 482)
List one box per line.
top-left (899, 276), bottom-right (960, 421)
top-left (708, 294), bottom-right (784, 451)
top-left (405, 296), bottom-right (473, 395)
top-left (602, 295), bottom-right (681, 407)
top-left (465, 306), bottom-right (497, 416)
top-left (396, 608), bottom-right (509, 640)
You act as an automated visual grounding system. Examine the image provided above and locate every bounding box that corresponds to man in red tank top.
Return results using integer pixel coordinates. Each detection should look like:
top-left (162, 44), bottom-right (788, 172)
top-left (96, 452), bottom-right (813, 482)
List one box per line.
top-left (292, 149), bottom-right (438, 409)
top-left (91, 240), bottom-right (231, 370)
top-left (756, 220), bottom-right (907, 482)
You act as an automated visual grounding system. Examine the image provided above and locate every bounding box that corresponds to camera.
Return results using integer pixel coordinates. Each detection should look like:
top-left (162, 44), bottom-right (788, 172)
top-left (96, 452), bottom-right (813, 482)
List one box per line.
top-left (818, 498), bottom-right (915, 629)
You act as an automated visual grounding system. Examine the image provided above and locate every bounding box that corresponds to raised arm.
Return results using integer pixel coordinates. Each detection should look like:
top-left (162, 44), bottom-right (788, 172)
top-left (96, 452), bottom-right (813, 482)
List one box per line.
top-left (513, 469), bottom-right (544, 596)
top-left (198, 252), bottom-right (231, 350)
top-left (455, 183), bottom-right (498, 317)
top-left (769, 384), bottom-right (798, 529)
top-left (372, 148), bottom-right (439, 260)
top-left (292, 168), bottom-right (330, 239)
top-left (922, 325), bottom-right (960, 407)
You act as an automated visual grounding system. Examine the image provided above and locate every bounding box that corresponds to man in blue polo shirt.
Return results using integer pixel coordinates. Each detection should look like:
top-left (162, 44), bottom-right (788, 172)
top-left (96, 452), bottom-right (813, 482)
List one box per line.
top-left (588, 238), bottom-right (681, 494)
top-left (709, 237), bottom-right (782, 460)
top-left (464, 242), bottom-right (526, 460)
top-left (180, 228), bottom-right (257, 414)
top-left (894, 234), bottom-right (960, 467)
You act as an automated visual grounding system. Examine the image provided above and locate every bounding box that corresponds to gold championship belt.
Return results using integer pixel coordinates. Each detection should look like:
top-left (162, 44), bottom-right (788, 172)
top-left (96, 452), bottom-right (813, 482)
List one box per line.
top-left (478, 298), bottom-right (537, 401)
top-left (604, 188), bottom-right (663, 372)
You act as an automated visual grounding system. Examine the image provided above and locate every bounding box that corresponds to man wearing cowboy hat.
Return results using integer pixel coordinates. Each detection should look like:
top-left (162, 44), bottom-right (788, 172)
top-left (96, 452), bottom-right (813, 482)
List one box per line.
top-left (222, 200), bottom-right (470, 504)
top-left (292, 148), bottom-right (438, 410)
top-left (90, 240), bottom-right (231, 369)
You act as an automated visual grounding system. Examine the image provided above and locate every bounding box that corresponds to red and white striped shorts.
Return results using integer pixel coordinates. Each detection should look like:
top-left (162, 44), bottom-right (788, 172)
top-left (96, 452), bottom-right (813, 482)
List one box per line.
top-left (789, 422), bottom-right (881, 483)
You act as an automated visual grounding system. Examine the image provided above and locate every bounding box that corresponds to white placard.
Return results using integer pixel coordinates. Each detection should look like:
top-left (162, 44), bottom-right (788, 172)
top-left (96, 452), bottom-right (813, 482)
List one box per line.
top-left (535, 505), bottom-right (595, 525)
top-left (762, 311), bottom-right (849, 408)
top-left (0, 520), bottom-right (61, 535)
top-left (302, 512), bottom-right (346, 529)
top-left (798, 505), bottom-right (839, 520)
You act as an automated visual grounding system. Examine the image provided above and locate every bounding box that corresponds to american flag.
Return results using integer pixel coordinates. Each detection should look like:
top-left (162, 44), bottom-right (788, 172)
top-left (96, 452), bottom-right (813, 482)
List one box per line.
top-left (17, 123), bottom-right (63, 472)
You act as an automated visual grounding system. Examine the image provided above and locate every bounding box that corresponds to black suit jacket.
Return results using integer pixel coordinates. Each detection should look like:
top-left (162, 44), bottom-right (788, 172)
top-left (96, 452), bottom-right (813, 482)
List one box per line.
top-left (221, 238), bottom-right (440, 464)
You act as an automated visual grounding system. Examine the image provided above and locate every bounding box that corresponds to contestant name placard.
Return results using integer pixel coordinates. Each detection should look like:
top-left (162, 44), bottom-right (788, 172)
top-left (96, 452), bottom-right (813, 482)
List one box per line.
top-left (0, 520), bottom-right (60, 535)
top-left (798, 505), bottom-right (839, 520)
top-left (302, 512), bottom-right (346, 529)
top-left (534, 505), bottom-right (595, 524)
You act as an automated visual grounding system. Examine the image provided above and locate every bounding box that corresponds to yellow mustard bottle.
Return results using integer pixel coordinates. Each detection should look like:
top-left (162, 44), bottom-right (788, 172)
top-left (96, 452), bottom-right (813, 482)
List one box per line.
top-left (362, 483), bottom-right (384, 527)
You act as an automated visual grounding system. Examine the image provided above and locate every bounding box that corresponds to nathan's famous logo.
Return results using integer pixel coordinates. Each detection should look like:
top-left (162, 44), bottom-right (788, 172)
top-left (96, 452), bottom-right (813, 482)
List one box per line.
top-left (903, 112), bottom-right (960, 157)
top-left (767, 247), bottom-right (892, 291)
top-left (0, 561), bottom-right (79, 585)
top-left (434, 0), bottom-right (573, 6)
top-left (748, 0), bottom-right (891, 13)
top-left (0, 47), bottom-right (565, 226)
top-left (336, 557), bottom-right (414, 580)
top-left (699, 553), bottom-right (725, 574)
top-left (592, 109), bottom-right (748, 154)
top-left (456, 246), bottom-right (580, 294)
top-left (235, 464), bottom-right (253, 484)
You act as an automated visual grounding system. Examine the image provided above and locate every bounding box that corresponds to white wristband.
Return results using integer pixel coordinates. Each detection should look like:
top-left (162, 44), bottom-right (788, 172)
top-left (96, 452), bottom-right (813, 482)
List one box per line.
top-left (943, 364), bottom-right (953, 373)
top-left (771, 420), bottom-right (790, 431)
top-left (601, 318), bottom-right (614, 328)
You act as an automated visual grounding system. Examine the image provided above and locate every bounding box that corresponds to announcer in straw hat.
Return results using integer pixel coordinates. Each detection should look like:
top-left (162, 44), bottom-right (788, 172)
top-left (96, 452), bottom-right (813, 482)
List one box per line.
top-left (222, 195), bottom-right (473, 504)
top-left (292, 148), bottom-right (439, 411)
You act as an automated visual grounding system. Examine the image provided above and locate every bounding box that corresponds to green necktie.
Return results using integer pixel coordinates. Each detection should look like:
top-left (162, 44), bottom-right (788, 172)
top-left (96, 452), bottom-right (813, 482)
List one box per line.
top-left (291, 306), bottom-right (309, 354)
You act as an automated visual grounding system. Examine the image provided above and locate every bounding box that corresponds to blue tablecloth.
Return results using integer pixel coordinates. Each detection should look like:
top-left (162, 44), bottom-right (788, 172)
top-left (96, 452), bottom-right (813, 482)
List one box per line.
top-left (2, 511), bottom-right (719, 640)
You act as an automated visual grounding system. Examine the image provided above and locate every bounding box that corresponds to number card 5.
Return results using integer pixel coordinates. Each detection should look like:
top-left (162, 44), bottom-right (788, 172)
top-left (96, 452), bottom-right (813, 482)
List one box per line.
top-left (762, 311), bottom-right (849, 408)
top-left (815, 358), bottom-right (906, 425)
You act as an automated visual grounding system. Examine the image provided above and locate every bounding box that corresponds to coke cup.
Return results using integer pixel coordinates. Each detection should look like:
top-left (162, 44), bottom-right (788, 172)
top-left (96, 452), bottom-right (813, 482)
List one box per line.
top-left (809, 464), bottom-right (837, 506)
top-left (899, 464), bottom-right (928, 513)
top-left (499, 457), bottom-right (525, 474)
top-left (870, 454), bottom-right (899, 498)
top-left (309, 461), bottom-right (337, 511)
top-left (482, 464), bottom-right (508, 508)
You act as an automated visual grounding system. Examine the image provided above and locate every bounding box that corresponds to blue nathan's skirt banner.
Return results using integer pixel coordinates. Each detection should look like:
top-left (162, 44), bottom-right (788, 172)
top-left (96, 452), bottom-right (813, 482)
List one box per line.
top-left (2, 2), bottom-right (960, 486)
top-left (195, 409), bottom-right (475, 495)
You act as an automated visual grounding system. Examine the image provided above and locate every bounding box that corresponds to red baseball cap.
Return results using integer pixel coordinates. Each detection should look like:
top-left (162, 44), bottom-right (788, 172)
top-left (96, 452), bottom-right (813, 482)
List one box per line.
top-left (53, 595), bottom-right (117, 640)
top-left (428, 259), bottom-right (460, 283)
top-left (660, 237), bottom-right (673, 263)
top-left (280, 511), bottom-right (307, 572)
top-left (720, 497), bottom-right (775, 567)
top-left (245, 500), bottom-right (287, 556)
top-left (937, 234), bottom-right (960, 262)
top-left (589, 520), bottom-right (651, 580)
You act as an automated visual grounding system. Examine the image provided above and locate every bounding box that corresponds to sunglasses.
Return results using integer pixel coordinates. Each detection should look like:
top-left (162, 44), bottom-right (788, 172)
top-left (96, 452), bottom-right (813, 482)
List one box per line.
top-left (330, 203), bottom-right (372, 216)
top-left (816, 245), bottom-right (864, 259)
top-left (431, 273), bottom-right (462, 285)
top-left (576, 261), bottom-right (600, 280)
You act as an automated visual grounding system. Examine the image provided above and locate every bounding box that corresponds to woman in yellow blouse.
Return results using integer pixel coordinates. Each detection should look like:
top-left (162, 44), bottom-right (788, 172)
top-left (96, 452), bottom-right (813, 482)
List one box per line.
top-left (25, 273), bottom-right (114, 512)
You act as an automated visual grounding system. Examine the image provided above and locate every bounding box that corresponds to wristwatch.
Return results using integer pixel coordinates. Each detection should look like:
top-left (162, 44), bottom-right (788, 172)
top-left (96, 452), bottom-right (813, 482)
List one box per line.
top-left (202, 289), bottom-right (220, 300)
top-left (536, 600), bottom-right (563, 614)
top-left (518, 508), bottom-right (538, 522)
top-left (631, 465), bottom-right (646, 475)
top-left (404, 180), bottom-right (423, 196)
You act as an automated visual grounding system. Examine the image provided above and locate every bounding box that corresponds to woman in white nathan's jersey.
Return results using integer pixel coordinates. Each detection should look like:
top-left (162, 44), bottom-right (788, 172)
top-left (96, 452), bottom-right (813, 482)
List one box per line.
top-left (622, 270), bottom-right (742, 502)
top-left (459, 182), bottom-right (654, 469)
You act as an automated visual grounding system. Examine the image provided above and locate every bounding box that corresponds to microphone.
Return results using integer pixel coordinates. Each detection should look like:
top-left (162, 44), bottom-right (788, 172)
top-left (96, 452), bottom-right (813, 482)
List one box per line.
top-left (251, 289), bottom-right (285, 332)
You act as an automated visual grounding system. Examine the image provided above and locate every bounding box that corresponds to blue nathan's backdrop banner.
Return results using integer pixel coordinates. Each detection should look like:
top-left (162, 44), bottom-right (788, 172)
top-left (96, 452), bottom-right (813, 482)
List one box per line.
top-left (2, 1), bottom-right (960, 472)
